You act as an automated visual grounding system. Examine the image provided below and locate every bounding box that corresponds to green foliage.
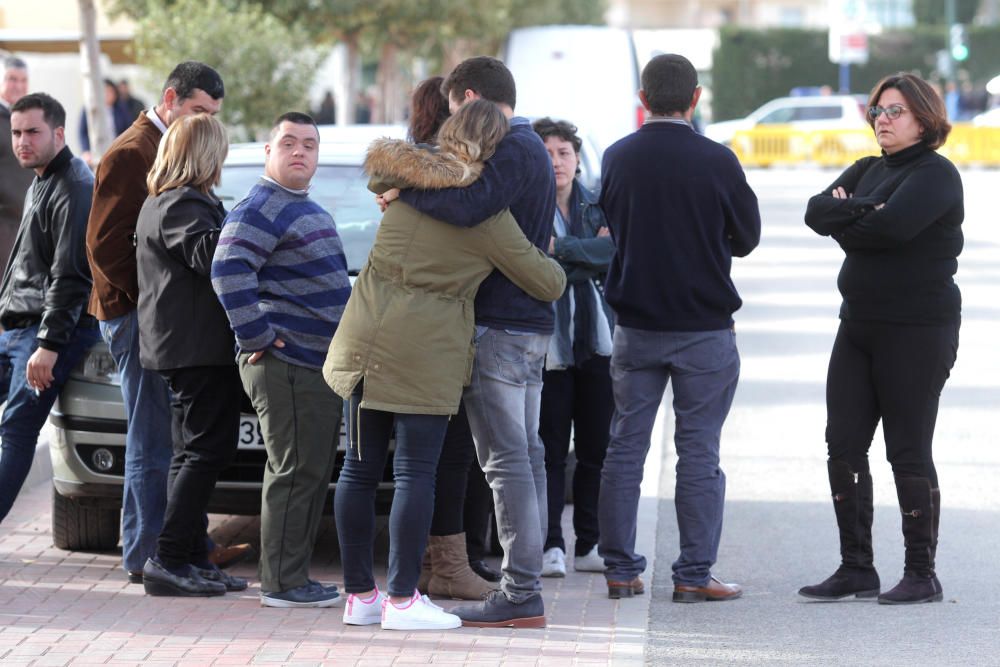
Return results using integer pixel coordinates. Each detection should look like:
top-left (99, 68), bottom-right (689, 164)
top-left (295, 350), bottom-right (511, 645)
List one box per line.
top-left (132, 0), bottom-right (325, 140)
top-left (911, 0), bottom-right (980, 25)
top-left (712, 25), bottom-right (1000, 121)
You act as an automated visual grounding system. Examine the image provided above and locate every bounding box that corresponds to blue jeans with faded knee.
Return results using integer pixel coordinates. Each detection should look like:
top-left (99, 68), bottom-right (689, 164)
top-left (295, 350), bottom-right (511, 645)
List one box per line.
top-left (0, 323), bottom-right (99, 522)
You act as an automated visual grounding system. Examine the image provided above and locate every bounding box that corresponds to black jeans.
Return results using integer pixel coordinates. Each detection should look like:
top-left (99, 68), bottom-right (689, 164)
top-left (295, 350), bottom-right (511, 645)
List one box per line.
top-left (539, 354), bottom-right (614, 556)
top-left (826, 320), bottom-right (959, 486)
top-left (431, 401), bottom-right (488, 536)
top-left (334, 386), bottom-right (449, 597)
top-left (155, 365), bottom-right (241, 569)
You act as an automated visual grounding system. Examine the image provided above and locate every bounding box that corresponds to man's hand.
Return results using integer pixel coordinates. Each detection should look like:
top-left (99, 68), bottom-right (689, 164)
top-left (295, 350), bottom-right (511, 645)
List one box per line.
top-left (248, 338), bottom-right (284, 365)
top-left (597, 226), bottom-right (610, 237)
top-left (376, 188), bottom-right (401, 213)
top-left (26, 348), bottom-right (59, 392)
top-left (548, 236), bottom-right (556, 254)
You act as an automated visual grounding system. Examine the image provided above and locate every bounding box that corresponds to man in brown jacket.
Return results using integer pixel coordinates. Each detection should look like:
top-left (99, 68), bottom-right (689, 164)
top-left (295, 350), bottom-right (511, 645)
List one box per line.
top-left (85, 62), bottom-right (227, 583)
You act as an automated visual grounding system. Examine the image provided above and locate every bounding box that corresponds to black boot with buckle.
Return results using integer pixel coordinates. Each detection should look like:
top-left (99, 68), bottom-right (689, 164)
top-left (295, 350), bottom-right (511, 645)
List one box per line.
top-left (878, 476), bottom-right (943, 605)
top-left (799, 460), bottom-right (881, 600)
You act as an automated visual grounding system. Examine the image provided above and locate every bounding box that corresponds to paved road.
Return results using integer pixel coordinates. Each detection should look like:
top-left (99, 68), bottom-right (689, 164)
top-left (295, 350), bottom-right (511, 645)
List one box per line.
top-left (646, 168), bottom-right (1000, 666)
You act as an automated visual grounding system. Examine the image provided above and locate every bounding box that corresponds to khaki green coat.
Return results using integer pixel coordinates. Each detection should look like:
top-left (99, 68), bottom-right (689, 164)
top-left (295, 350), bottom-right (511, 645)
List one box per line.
top-left (322, 139), bottom-right (566, 415)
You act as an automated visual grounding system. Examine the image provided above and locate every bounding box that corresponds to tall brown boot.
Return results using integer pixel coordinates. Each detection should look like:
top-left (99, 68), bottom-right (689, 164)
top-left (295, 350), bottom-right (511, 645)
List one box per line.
top-left (417, 543), bottom-right (434, 594)
top-left (427, 533), bottom-right (496, 600)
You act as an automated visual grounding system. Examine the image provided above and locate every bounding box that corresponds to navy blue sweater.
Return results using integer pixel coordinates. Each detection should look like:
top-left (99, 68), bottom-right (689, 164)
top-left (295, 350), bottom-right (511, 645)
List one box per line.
top-left (399, 118), bottom-right (556, 333)
top-left (600, 122), bottom-right (761, 331)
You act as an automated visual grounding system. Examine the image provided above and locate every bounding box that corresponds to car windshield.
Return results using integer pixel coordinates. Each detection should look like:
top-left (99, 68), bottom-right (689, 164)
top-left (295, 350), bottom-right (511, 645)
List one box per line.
top-left (216, 164), bottom-right (379, 275)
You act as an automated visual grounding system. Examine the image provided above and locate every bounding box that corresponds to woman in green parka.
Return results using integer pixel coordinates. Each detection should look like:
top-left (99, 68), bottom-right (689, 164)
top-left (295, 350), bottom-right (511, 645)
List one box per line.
top-left (324, 99), bottom-right (566, 631)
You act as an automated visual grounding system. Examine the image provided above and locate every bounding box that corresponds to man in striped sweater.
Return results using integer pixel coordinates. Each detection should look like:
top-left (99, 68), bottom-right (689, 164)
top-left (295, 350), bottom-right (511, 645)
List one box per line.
top-left (212, 112), bottom-right (351, 608)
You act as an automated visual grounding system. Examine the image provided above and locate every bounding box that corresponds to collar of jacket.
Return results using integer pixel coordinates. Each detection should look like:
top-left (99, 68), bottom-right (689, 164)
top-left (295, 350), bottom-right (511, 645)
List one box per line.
top-left (575, 179), bottom-right (599, 206)
top-left (40, 145), bottom-right (73, 180)
top-left (365, 138), bottom-right (482, 189)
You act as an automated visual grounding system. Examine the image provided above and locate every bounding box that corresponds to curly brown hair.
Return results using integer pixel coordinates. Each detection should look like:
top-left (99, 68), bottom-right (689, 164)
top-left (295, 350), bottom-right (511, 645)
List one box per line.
top-left (866, 73), bottom-right (951, 150)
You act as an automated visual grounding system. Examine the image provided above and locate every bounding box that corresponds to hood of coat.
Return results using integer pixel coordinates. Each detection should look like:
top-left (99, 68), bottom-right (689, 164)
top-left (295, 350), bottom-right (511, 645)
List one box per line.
top-left (364, 138), bottom-right (483, 189)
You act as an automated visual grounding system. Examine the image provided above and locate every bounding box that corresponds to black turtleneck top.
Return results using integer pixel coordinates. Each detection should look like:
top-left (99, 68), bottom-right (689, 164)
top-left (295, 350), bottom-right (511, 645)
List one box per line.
top-left (804, 142), bottom-right (963, 324)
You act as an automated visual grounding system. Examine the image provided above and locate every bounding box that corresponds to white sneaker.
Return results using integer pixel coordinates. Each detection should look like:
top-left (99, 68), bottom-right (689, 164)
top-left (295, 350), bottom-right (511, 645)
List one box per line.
top-left (574, 546), bottom-right (607, 572)
top-left (381, 590), bottom-right (461, 630)
top-left (541, 547), bottom-right (566, 578)
top-left (343, 588), bottom-right (386, 626)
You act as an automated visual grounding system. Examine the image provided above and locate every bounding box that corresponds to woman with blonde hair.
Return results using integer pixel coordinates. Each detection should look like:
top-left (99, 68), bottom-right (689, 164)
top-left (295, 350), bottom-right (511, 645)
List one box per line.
top-left (325, 99), bottom-right (566, 631)
top-left (134, 113), bottom-right (246, 597)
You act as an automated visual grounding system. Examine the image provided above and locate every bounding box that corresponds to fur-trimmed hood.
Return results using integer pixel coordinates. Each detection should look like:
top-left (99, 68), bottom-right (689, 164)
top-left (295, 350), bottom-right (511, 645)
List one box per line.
top-left (364, 138), bottom-right (482, 189)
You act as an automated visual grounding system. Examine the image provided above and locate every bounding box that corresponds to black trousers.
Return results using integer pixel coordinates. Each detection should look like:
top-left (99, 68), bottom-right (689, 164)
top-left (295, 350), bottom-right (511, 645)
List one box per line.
top-left (825, 320), bottom-right (959, 487)
top-left (430, 401), bottom-right (494, 538)
top-left (539, 354), bottom-right (614, 556)
top-left (156, 365), bottom-right (241, 569)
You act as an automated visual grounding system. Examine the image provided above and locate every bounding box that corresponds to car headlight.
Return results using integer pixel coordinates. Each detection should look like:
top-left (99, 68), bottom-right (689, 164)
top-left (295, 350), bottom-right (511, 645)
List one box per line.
top-left (69, 342), bottom-right (121, 386)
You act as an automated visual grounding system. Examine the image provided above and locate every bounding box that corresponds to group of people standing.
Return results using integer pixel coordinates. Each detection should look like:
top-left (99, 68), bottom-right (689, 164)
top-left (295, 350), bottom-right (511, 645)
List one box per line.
top-left (0, 46), bottom-right (962, 632)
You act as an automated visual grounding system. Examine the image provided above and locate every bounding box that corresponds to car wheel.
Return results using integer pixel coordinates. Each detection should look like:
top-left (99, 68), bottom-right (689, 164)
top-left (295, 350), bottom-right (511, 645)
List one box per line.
top-left (51, 486), bottom-right (120, 551)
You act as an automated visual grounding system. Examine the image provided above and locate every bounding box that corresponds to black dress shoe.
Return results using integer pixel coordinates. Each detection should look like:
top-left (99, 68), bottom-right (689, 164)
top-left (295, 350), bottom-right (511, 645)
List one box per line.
top-left (469, 559), bottom-right (501, 583)
top-left (142, 558), bottom-right (226, 597)
top-left (127, 571), bottom-right (143, 584)
top-left (195, 564), bottom-right (249, 591)
top-left (451, 590), bottom-right (545, 628)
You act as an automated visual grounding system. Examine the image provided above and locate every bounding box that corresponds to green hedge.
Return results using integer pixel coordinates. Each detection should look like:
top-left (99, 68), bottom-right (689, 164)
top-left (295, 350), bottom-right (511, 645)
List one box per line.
top-left (711, 26), bottom-right (1000, 121)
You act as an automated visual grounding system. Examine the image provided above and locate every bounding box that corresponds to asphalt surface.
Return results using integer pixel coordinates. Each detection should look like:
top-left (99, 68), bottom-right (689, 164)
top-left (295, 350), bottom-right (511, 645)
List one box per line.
top-left (645, 168), bottom-right (1000, 666)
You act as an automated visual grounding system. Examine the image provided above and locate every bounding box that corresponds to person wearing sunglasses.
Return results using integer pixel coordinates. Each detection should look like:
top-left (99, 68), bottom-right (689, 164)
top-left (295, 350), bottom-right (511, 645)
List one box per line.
top-left (801, 73), bottom-right (963, 605)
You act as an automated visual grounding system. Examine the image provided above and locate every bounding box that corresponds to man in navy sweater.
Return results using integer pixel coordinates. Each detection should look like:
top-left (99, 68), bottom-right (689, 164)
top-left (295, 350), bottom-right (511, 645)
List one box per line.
top-left (382, 57), bottom-right (555, 628)
top-left (597, 54), bottom-right (760, 602)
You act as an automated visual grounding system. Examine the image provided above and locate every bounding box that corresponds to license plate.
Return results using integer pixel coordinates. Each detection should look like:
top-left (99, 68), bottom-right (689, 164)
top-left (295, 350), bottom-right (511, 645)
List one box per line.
top-left (237, 414), bottom-right (265, 448)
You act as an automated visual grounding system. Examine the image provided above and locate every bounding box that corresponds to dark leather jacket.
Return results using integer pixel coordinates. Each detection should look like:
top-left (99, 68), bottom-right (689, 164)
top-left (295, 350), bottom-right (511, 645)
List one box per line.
top-left (0, 147), bottom-right (94, 351)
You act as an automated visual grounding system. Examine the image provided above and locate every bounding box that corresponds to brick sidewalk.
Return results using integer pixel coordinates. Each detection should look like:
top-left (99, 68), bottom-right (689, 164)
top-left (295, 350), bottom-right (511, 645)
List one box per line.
top-left (0, 466), bottom-right (657, 667)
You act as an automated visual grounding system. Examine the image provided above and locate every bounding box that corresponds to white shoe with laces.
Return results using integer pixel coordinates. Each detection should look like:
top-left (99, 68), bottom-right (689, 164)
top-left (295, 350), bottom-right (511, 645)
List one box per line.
top-left (381, 590), bottom-right (461, 630)
top-left (573, 546), bottom-right (607, 572)
top-left (342, 588), bottom-right (387, 626)
top-left (541, 547), bottom-right (566, 578)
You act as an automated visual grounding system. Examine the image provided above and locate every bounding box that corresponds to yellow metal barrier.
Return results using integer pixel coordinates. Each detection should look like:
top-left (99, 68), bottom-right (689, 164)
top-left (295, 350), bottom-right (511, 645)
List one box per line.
top-left (732, 124), bottom-right (1000, 168)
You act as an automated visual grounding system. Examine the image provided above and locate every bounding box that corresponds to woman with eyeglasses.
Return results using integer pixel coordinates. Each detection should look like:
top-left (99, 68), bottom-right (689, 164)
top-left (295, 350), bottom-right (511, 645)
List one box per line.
top-left (800, 73), bottom-right (963, 605)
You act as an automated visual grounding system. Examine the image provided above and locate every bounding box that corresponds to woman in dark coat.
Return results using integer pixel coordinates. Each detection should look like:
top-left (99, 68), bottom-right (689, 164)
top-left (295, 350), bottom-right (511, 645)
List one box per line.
top-left (135, 113), bottom-right (246, 597)
top-left (800, 73), bottom-right (963, 605)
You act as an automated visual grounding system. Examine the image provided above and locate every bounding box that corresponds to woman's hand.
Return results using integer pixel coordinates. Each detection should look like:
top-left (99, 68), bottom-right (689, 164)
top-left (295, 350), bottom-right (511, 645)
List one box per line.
top-left (832, 186), bottom-right (852, 199)
top-left (376, 188), bottom-right (401, 212)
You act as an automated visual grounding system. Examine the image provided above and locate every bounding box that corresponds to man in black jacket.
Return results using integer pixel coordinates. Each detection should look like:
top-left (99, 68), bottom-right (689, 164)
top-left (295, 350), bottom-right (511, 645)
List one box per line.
top-left (597, 55), bottom-right (761, 603)
top-left (0, 92), bottom-right (98, 522)
top-left (0, 57), bottom-right (35, 279)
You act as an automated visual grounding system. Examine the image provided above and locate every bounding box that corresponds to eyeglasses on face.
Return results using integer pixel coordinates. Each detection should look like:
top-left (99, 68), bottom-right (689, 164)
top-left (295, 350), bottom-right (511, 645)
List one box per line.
top-left (868, 105), bottom-right (908, 120)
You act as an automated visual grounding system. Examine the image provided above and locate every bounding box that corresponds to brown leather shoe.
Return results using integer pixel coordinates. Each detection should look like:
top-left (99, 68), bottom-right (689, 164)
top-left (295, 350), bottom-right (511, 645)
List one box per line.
top-left (607, 577), bottom-right (644, 599)
top-left (673, 576), bottom-right (742, 603)
top-left (208, 543), bottom-right (255, 569)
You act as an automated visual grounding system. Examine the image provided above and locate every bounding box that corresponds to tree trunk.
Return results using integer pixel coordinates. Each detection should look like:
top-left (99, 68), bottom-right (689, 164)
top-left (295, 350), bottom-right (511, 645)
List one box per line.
top-left (375, 41), bottom-right (407, 124)
top-left (342, 32), bottom-right (361, 125)
top-left (77, 0), bottom-right (111, 163)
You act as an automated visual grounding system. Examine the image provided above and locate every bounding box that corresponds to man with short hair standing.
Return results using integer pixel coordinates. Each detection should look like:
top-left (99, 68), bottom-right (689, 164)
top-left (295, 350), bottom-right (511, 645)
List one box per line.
top-left (213, 112), bottom-right (350, 608)
top-left (382, 56), bottom-right (555, 628)
top-left (0, 57), bottom-right (35, 278)
top-left (85, 62), bottom-right (232, 583)
top-left (0, 92), bottom-right (99, 522)
top-left (598, 54), bottom-right (760, 603)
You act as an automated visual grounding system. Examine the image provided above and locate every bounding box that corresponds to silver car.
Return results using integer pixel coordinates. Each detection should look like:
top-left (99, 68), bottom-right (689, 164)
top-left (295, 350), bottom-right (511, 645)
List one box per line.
top-left (48, 125), bottom-right (406, 551)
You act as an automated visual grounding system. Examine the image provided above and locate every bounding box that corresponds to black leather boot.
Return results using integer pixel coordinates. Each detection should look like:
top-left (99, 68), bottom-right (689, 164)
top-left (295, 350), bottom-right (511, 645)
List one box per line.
top-left (878, 476), bottom-right (943, 605)
top-left (799, 461), bottom-right (880, 600)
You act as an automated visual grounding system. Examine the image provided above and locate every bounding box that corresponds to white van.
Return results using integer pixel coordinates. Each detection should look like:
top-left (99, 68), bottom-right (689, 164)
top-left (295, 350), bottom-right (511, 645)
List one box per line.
top-left (502, 25), bottom-right (642, 154)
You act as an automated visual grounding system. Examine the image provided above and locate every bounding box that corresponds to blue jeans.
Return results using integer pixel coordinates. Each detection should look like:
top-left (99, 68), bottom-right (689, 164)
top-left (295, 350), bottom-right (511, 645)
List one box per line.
top-left (100, 311), bottom-right (172, 572)
top-left (0, 323), bottom-right (99, 522)
top-left (334, 384), bottom-right (449, 598)
top-left (463, 327), bottom-right (549, 603)
top-left (599, 326), bottom-right (739, 586)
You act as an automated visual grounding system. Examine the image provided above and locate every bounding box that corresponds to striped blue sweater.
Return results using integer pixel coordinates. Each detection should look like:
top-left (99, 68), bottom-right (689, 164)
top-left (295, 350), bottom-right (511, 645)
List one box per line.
top-left (211, 178), bottom-right (351, 369)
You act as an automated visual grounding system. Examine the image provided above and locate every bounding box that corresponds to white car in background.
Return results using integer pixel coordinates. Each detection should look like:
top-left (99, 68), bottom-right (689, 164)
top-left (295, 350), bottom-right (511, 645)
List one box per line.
top-left (704, 95), bottom-right (868, 146)
top-left (971, 107), bottom-right (1000, 126)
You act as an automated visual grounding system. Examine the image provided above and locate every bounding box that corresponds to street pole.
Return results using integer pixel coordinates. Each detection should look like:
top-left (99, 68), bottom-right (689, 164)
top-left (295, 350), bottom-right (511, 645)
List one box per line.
top-left (839, 62), bottom-right (851, 93)
top-left (77, 0), bottom-right (111, 163)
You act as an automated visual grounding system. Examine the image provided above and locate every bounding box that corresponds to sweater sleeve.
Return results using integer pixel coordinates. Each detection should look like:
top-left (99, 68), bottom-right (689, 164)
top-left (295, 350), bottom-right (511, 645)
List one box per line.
top-left (721, 153), bottom-right (762, 258)
top-left (804, 158), bottom-right (881, 236)
top-left (398, 140), bottom-right (528, 228)
top-left (211, 204), bottom-right (282, 352)
top-left (832, 160), bottom-right (963, 250)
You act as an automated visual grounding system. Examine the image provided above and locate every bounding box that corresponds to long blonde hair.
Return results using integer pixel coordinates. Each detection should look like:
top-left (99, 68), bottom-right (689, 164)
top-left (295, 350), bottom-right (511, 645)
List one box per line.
top-left (147, 114), bottom-right (228, 195)
top-left (436, 99), bottom-right (509, 165)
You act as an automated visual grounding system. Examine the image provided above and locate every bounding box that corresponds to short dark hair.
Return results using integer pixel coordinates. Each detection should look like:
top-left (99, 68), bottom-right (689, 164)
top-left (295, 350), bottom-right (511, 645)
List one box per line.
top-left (4, 57), bottom-right (27, 71)
top-left (270, 111), bottom-right (318, 140)
top-left (866, 73), bottom-right (951, 150)
top-left (163, 61), bottom-right (224, 102)
top-left (409, 76), bottom-right (450, 145)
top-left (11, 92), bottom-right (65, 129)
top-left (442, 56), bottom-right (516, 110)
top-left (532, 117), bottom-right (582, 154)
top-left (641, 54), bottom-right (698, 116)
